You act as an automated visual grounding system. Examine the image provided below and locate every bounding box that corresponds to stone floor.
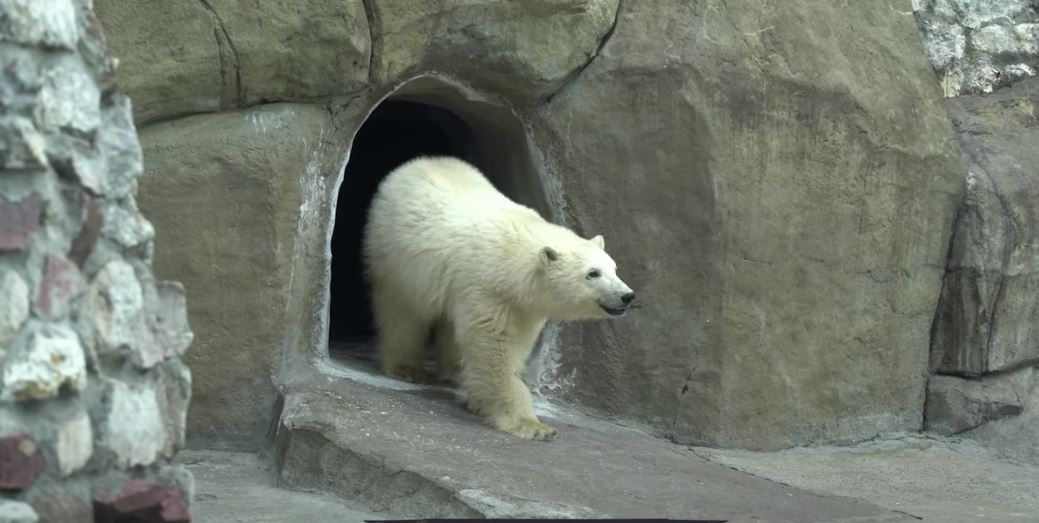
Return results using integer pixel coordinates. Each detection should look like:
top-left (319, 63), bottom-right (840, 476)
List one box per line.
top-left (181, 362), bottom-right (1039, 522)
top-left (694, 435), bottom-right (1039, 522)
top-left (178, 449), bottom-right (382, 523)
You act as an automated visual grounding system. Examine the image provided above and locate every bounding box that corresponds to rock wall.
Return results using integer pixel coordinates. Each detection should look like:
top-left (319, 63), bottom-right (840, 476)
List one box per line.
top-left (914, 0), bottom-right (1039, 96)
top-left (532, 0), bottom-right (963, 450)
top-left (912, 1), bottom-right (1039, 465)
top-left (0, 0), bottom-right (194, 520)
top-left (95, 0), bottom-right (962, 451)
top-left (924, 77), bottom-right (1039, 464)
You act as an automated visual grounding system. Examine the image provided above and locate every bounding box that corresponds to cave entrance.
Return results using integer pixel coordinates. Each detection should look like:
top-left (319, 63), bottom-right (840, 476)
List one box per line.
top-left (327, 80), bottom-right (550, 364)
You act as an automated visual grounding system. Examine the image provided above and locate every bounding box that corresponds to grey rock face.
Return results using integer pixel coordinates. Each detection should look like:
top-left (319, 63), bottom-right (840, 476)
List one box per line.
top-left (932, 77), bottom-right (1039, 376)
top-left (923, 76), bottom-right (1039, 463)
top-left (914, 0), bottom-right (1039, 96)
top-left (136, 104), bottom-right (337, 445)
top-left (530, 0), bottom-right (963, 449)
top-left (368, 0), bottom-right (619, 105)
top-left (925, 368), bottom-right (1033, 434)
top-left (94, 0), bottom-right (372, 124)
top-left (0, 0), bottom-right (193, 515)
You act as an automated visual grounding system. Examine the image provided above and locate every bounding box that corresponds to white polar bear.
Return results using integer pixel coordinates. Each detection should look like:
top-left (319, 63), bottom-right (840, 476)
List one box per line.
top-left (362, 156), bottom-right (635, 441)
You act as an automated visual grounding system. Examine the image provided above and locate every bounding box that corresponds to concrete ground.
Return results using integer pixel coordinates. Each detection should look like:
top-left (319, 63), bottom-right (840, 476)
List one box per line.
top-left (177, 449), bottom-right (384, 523)
top-left (693, 435), bottom-right (1039, 523)
top-left (274, 364), bottom-right (915, 522)
top-left (180, 362), bottom-right (1039, 522)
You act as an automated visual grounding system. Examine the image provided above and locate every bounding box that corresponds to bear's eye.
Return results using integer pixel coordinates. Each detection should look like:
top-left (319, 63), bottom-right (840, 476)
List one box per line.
top-left (586, 269), bottom-right (601, 279)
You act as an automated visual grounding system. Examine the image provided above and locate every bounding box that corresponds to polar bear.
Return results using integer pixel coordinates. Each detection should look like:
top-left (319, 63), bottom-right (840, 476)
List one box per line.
top-left (362, 156), bottom-right (635, 441)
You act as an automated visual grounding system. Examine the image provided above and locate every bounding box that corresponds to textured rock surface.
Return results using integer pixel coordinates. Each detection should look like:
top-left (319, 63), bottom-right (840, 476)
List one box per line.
top-left (914, 0), bottom-right (1039, 96)
top-left (92, 0), bottom-right (223, 124)
top-left (94, 0), bottom-right (371, 124)
top-left (274, 376), bottom-right (912, 521)
top-left (931, 77), bottom-right (1039, 376)
top-left (926, 78), bottom-right (1039, 460)
top-left (1, 323), bottom-right (86, 401)
top-left (0, 500), bottom-right (37, 523)
top-left (30, 493), bottom-right (92, 523)
top-left (137, 104), bottom-right (337, 446)
top-left (0, 433), bottom-right (45, 490)
top-left (0, 270), bottom-right (29, 349)
top-left (0, 0), bottom-right (193, 517)
top-left (957, 376), bottom-right (1039, 465)
top-left (925, 368), bottom-right (1033, 434)
top-left (530, 0), bottom-right (963, 449)
top-left (695, 435), bottom-right (1039, 522)
top-left (369, 0), bottom-right (618, 105)
top-left (93, 480), bottom-right (191, 523)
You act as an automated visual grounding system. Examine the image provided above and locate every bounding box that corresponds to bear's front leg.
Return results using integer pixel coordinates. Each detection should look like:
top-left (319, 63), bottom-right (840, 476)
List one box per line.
top-left (460, 328), bottom-right (556, 441)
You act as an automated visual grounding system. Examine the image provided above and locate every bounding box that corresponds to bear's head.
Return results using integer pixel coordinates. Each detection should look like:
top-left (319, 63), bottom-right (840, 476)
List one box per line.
top-left (538, 234), bottom-right (635, 320)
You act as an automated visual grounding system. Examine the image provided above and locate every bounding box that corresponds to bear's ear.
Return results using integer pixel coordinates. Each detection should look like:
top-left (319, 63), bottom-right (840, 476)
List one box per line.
top-left (590, 235), bottom-right (604, 249)
top-left (540, 246), bottom-right (559, 264)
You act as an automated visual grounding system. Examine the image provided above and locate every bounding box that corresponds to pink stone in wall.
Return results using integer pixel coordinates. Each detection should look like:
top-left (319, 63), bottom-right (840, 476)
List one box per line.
top-left (93, 480), bottom-right (190, 523)
top-left (0, 192), bottom-right (41, 251)
top-left (33, 255), bottom-right (86, 320)
top-left (0, 432), bottom-right (46, 491)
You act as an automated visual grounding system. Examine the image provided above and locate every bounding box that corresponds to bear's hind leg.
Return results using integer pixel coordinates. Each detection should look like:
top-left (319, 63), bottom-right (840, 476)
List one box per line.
top-left (373, 290), bottom-right (433, 384)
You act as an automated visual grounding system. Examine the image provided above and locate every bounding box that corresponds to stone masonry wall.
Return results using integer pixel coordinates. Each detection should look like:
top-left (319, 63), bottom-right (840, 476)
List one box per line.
top-left (0, 0), bottom-right (195, 521)
top-left (914, 0), bottom-right (1039, 96)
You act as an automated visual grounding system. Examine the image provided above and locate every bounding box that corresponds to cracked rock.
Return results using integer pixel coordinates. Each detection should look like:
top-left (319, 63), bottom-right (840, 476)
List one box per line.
top-left (1, 323), bottom-right (86, 402)
top-left (925, 368), bottom-right (1033, 434)
top-left (0, 270), bottom-right (30, 350)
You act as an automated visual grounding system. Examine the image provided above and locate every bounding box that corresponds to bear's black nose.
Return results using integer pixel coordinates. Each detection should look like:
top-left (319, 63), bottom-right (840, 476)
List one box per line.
top-left (621, 292), bottom-right (636, 305)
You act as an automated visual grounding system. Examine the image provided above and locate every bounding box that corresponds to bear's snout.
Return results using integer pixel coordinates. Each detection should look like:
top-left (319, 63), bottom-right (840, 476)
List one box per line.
top-left (622, 292), bottom-right (635, 305)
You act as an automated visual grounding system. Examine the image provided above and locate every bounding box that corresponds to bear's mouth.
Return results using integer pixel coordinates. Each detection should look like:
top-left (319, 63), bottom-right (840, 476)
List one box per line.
top-left (599, 303), bottom-right (627, 316)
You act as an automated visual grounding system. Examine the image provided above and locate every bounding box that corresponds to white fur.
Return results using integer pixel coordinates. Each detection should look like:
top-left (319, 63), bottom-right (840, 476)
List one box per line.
top-left (362, 156), bottom-right (633, 441)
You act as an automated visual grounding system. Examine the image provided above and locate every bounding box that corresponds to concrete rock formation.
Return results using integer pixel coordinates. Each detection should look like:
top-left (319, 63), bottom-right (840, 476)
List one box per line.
top-left (0, 0), bottom-right (194, 519)
top-left (925, 77), bottom-right (1039, 463)
top-left (92, 0), bottom-right (966, 452)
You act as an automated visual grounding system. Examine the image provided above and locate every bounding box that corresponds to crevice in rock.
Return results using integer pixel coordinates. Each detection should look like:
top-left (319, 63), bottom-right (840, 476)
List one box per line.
top-left (925, 179), bottom-right (965, 427)
top-left (198, 0), bottom-right (243, 108)
top-left (948, 404), bottom-right (1025, 436)
top-left (360, 0), bottom-right (379, 84)
top-left (978, 165), bottom-right (1016, 371)
top-left (934, 357), bottom-right (1039, 381)
top-left (545, 0), bottom-right (623, 104)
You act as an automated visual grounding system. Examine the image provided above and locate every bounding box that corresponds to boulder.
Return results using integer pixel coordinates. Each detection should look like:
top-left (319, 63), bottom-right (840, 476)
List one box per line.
top-left (925, 368), bottom-right (1032, 434)
top-left (530, 0), bottom-right (964, 449)
top-left (368, 0), bottom-right (619, 105)
top-left (93, 0), bottom-right (225, 124)
top-left (94, 0), bottom-right (371, 124)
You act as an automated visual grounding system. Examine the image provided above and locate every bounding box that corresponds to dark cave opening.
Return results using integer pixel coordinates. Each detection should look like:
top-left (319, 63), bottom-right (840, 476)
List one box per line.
top-left (326, 83), bottom-right (551, 364)
top-left (327, 100), bottom-right (476, 360)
